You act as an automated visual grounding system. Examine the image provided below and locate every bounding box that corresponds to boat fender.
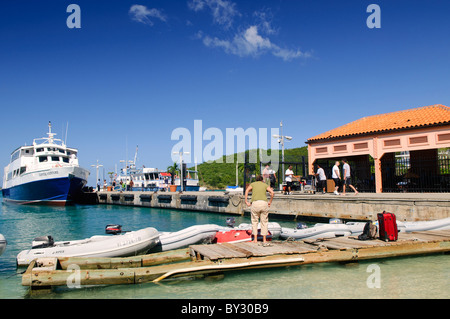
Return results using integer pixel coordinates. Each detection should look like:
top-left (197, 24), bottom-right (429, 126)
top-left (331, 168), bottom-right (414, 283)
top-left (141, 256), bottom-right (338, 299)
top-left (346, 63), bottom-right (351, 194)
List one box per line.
top-left (31, 236), bottom-right (55, 249)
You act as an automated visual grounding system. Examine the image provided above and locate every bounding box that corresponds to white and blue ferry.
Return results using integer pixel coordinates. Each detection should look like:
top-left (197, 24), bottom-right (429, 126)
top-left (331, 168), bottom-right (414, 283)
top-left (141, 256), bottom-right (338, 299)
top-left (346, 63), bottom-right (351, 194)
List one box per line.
top-left (2, 122), bottom-right (90, 206)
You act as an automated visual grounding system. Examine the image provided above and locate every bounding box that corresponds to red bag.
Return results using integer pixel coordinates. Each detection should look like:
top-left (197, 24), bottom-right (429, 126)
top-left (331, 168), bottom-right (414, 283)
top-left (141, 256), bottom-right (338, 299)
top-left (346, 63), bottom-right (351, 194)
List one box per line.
top-left (377, 211), bottom-right (398, 241)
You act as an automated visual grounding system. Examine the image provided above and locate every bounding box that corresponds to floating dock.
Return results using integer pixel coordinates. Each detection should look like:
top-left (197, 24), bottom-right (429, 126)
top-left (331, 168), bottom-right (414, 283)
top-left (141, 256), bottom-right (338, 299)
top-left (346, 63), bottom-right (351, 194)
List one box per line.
top-left (22, 229), bottom-right (450, 292)
top-left (93, 191), bottom-right (450, 222)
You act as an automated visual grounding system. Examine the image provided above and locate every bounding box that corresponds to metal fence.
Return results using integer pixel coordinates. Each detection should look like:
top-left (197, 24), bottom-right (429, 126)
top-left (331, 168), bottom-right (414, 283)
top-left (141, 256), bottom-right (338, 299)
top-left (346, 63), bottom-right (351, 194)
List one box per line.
top-left (382, 151), bottom-right (450, 192)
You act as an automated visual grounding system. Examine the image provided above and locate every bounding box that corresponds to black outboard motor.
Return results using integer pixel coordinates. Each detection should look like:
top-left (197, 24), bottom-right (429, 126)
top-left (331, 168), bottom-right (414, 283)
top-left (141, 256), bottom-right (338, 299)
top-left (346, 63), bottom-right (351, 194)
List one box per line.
top-left (105, 224), bottom-right (122, 235)
top-left (226, 217), bottom-right (236, 228)
top-left (32, 236), bottom-right (55, 249)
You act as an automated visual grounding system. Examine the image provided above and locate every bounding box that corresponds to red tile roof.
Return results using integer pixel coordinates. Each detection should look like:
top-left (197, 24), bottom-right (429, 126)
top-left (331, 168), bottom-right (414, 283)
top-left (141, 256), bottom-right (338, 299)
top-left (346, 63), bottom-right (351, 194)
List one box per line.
top-left (307, 104), bottom-right (450, 143)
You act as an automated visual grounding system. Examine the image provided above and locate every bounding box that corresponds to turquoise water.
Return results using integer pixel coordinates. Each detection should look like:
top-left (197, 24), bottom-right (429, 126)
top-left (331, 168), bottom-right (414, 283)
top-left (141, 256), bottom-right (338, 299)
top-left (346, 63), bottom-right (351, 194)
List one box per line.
top-left (0, 197), bottom-right (448, 299)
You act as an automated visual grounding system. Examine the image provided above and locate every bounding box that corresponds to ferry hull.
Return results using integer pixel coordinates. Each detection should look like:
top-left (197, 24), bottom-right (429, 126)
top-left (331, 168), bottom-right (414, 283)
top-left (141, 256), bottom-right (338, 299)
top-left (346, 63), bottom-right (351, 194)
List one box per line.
top-left (2, 175), bottom-right (87, 206)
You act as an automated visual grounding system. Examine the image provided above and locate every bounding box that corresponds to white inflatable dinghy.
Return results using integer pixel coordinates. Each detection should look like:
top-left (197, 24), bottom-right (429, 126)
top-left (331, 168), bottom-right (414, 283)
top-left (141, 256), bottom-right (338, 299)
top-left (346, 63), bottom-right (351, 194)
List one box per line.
top-left (0, 234), bottom-right (7, 256)
top-left (397, 217), bottom-right (450, 233)
top-left (17, 227), bottom-right (160, 266)
top-left (280, 223), bottom-right (353, 240)
top-left (150, 224), bottom-right (221, 252)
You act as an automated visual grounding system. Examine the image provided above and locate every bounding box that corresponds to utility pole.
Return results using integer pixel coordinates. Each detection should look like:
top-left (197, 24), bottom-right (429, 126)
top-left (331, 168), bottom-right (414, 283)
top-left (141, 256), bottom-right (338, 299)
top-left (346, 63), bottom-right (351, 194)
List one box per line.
top-left (273, 121), bottom-right (292, 182)
top-left (91, 159), bottom-right (103, 188)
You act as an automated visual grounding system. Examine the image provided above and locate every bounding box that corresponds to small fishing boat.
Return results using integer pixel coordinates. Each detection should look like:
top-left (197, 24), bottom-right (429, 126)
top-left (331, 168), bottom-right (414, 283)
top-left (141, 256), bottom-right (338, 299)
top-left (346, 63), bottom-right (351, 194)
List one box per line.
top-left (0, 234), bottom-right (7, 256)
top-left (149, 224), bottom-right (221, 252)
top-left (16, 227), bottom-right (160, 266)
top-left (397, 217), bottom-right (450, 233)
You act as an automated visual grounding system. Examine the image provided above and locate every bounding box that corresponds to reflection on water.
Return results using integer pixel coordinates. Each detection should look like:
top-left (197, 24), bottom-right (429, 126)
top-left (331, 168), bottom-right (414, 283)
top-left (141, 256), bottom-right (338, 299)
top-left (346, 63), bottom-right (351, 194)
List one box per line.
top-left (0, 200), bottom-right (448, 299)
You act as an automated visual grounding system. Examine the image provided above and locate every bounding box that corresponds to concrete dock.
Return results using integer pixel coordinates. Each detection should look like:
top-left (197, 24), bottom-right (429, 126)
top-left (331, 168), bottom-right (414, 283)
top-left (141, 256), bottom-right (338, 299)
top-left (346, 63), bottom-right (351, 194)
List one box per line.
top-left (94, 190), bottom-right (450, 222)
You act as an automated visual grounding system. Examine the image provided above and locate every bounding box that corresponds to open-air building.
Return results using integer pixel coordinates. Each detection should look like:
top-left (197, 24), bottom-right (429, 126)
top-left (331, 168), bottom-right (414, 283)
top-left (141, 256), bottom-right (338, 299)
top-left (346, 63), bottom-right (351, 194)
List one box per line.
top-left (306, 104), bottom-right (450, 193)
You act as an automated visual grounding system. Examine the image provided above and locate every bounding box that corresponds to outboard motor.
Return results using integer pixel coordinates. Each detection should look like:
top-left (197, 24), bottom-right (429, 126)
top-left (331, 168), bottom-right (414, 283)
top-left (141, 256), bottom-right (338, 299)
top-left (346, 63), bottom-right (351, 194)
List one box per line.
top-left (105, 224), bottom-right (122, 235)
top-left (296, 222), bottom-right (308, 229)
top-left (32, 236), bottom-right (55, 249)
top-left (226, 217), bottom-right (236, 228)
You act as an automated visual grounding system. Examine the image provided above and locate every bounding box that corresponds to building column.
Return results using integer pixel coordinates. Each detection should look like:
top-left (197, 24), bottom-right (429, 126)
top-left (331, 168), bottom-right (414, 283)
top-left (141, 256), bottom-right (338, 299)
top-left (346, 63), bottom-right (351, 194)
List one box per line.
top-left (374, 157), bottom-right (382, 193)
top-left (308, 144), bottom-right (314, 175)
top-left (372, 137), bottom-right (383, 193)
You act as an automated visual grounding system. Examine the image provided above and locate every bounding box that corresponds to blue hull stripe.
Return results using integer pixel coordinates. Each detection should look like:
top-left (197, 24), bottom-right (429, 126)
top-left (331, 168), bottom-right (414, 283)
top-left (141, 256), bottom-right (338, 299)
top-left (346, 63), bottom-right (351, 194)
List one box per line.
top-left (2, 177), bottom-right (86, 204)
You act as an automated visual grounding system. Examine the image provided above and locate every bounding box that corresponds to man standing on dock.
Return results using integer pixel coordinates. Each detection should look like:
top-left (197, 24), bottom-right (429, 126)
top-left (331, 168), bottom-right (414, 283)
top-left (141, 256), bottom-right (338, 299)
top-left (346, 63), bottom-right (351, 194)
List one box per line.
top-left (332, 161), bottom-right (341, 195)
top-left (342, 159), bottom-right (358, 195)
top-left (244, 175), bottom-right (274, 246)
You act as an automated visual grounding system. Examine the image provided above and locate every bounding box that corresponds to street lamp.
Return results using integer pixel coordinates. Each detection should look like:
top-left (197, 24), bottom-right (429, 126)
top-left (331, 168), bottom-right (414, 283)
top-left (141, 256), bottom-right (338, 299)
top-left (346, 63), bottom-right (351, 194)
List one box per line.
top-left (273, 121), bottom-right (292, 182)
top-left (173, 151), bottom-right (190, 192)
top-left (91, 159), bottom-right (103, 189)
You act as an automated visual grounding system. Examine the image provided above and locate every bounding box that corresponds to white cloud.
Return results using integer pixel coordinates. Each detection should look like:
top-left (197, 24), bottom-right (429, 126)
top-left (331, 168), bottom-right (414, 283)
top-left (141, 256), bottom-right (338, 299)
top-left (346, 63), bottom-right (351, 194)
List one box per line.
top-left (201, 25), bottom-right (309, 61)
top-left (129, 5), bottom-right (166, 26)
top-left (188, 0), bottom-right (240, 29)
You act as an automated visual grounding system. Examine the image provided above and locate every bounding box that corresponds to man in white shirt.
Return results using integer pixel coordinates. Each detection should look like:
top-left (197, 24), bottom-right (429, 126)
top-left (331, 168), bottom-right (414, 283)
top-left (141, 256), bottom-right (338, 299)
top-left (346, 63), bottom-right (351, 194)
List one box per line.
top-left (332, 161), bottom-right (341, 195)
top-left (313, 164), bottom-right (327, 194)
top-left (342, 159), bottom-right (358, 195)
top-left (285, 165), bottom-right (294, 195)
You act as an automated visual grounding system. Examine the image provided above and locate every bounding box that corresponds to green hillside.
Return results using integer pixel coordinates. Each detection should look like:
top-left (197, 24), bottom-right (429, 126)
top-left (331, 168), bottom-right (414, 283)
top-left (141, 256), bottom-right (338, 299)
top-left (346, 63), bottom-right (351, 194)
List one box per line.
top-left (190, 146), bottom-right (308, 190)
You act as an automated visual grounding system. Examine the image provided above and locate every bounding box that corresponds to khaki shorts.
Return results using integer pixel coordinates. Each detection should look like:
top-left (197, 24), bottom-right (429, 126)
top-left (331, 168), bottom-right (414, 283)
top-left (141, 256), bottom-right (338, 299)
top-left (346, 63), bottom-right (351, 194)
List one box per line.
top-left (250, 200), bottom-right (269, 236)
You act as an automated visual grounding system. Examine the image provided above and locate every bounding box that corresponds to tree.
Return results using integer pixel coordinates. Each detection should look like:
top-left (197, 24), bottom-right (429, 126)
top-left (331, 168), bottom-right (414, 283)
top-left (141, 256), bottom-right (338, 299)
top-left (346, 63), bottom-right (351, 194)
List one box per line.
top-left (166, 162), bottom-right (179, 185)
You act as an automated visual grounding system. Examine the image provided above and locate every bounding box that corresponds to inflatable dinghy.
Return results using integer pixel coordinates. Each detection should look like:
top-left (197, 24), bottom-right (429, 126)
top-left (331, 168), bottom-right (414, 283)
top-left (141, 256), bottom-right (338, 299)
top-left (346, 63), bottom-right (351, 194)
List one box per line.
top-left (17, 227), bottom-right (160, 266)
top-left (280, 223), bottom-right (353, 240)
top-left (0, 234), bottom-right (6, 256)
top-left (150, 224), bottom-right (221, 252)
top-left (397, 217), bottom-right (450, 233)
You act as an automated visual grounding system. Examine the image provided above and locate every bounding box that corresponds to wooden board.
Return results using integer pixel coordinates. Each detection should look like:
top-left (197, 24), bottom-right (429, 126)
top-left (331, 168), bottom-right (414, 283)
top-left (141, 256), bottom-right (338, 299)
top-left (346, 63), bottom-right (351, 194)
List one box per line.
top-left (190, 241), bottom-right (319, 260)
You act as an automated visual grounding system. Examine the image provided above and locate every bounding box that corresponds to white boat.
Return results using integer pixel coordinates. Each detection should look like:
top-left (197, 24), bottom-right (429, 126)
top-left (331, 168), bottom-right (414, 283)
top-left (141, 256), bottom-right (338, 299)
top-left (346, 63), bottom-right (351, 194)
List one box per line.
top-left (225, 186), bottom-right (244, 193)
top-left (150, 224), bottom-right (221, 252)
top-left (0, 234), bottom-right (7, 256)
top-left (16, 227), bottom-right (160, 266)
top-left (397, 217), bottom-right (450, 233)
top-left (233, 222), bottom-right (282, 239)
top-left (173, 169), bottom-right (200, 191)
top-left (280, 223), bottom-right (353, 240)
top-left (2, 122), bottom-right (90, 205)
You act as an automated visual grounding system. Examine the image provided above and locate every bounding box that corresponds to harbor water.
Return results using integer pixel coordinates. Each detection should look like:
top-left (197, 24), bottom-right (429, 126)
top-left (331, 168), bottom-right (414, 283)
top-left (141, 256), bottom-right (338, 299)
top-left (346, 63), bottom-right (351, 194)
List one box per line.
top-left (0, 195), bottom-right (448, 299)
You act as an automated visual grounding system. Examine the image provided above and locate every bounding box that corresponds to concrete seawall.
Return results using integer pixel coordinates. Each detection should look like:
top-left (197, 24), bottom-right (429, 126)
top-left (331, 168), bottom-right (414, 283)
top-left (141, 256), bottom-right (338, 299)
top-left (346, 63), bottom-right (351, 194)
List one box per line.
top-left (95, 191), bottom-right (450, 222)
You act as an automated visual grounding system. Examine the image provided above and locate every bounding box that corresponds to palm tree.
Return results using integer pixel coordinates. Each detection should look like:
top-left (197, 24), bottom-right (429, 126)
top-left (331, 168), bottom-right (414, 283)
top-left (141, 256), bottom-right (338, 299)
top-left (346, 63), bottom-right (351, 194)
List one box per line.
top-left (166, 162), bottom-right (179, 185)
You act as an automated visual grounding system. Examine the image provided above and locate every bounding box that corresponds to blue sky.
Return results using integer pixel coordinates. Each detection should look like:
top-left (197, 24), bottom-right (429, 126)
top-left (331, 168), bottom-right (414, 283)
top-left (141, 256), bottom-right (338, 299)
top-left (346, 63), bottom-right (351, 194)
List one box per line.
top-left (1, 0), bottom-right (449, 186)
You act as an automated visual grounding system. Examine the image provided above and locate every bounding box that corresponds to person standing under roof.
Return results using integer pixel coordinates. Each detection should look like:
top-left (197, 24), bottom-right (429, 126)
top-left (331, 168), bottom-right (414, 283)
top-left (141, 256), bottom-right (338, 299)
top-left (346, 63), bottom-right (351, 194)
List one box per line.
top-left (332, 161), bottom-right (341, 195)
top-left (342, 159), bottom-right (358, 195)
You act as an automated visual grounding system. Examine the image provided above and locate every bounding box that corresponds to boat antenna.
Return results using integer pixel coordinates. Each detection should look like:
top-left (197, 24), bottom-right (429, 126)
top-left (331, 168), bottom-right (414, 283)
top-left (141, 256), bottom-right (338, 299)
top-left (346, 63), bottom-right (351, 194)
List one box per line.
top-left (65, 122), bottom-right (69, 146)
top-left (47, 121), bottom-right (56, 143)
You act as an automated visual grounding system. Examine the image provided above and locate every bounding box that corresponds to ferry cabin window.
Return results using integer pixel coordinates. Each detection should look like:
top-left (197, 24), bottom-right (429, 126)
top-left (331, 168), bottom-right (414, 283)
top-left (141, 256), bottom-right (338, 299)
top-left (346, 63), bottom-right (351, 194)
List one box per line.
top-left (11, 150), bottom-right (20, 162)
top-left (36, 148), bottom-right (44, 153)
top-left (62, 157), bottom-right (69, 163)
top-left (51, 156), bottom-right (60, 162)
top-left (20, 167), bottom-right (26, 175)
top-left (39, 156), bottom-right (48, 163)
